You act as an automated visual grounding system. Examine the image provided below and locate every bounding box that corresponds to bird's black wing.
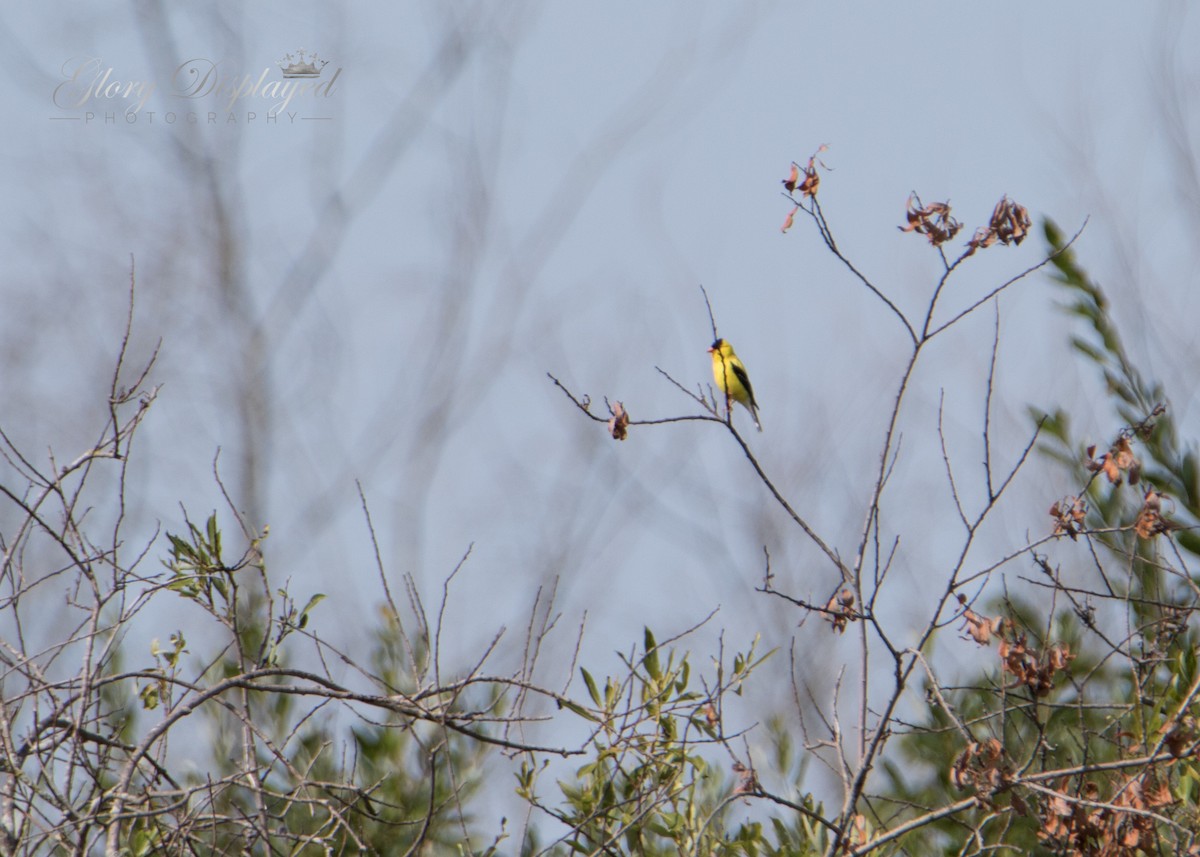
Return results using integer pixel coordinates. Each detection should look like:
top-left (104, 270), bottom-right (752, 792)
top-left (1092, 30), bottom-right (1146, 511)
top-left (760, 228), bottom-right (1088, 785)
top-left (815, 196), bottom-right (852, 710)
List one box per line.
top-left (731, 362), bottom-right (757, 407)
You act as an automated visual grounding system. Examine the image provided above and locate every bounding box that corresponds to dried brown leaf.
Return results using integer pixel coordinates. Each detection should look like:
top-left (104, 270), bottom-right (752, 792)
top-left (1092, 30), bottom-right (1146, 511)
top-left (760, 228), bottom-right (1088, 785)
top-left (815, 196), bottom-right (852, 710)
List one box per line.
top-left (1134, 488), bottom-right (1170, 539)
top-left (899, 194), bottom-right (962, 246)
top-left (1086, 435), bottom-right (1141, 485)
top-left (1050, 496), bottom-right (1087, 539)
top-left (966, 196), bottom-right (1031, 256)
top-left (1159, 715), bottom-right (1197, 757)
top-left (731, 761), bottom-right (759, 795)
top-left (824, 588), bottom-right (857, 634)
top-left (783, 146), bottom-right (828, 200)
top-left (959, 605), bottom-right (1001, 645)
top-left (783, 163), bottom-right (800, 193)
top-left (607, 402), bottom-right (630, 441)
top-left (1142, 770), bottom-right (1174, 808)
top-left (949, 739), bottom-right (1011, 796)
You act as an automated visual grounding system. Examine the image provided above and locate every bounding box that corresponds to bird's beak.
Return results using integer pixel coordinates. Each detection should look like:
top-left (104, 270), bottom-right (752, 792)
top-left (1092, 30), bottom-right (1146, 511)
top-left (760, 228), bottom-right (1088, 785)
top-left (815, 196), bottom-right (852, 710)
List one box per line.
top-left (706, 346), bottom-right (714, 354)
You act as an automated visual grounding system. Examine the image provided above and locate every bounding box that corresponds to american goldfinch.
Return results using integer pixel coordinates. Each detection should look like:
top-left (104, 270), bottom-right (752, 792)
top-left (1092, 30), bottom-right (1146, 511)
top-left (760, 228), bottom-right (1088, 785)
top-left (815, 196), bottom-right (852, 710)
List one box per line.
top-left (708, 338), bottom-right (761, 431)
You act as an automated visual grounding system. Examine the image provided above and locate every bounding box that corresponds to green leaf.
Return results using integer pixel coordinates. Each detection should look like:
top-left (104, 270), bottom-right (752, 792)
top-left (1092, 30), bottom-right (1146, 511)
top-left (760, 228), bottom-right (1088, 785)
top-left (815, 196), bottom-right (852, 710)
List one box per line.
top-left (166, 577), bottom-right (199, 597)
top-left (675, 658), bottom-right (690, 693)
top-left (643, 628), bottom-right (661, 680)
top-left (1176, 529), bottom-right (1200, 558)
top-left (581, 668), bottom-right (601, 706)
top-left (138, 682), bottom-right (160, 710)
top-left (206, 513), bottom-right (221, 556)
top-left (559, 699), bottom-right (599, 723)
top-left (1069, 337), bottom-right (1105, 365)
top-left (1183, 451), bottom-right (1200, 510)
top-left (647, 819), bottom-right (673, 838)
top-left (299, 593), bottom-right (326, 627)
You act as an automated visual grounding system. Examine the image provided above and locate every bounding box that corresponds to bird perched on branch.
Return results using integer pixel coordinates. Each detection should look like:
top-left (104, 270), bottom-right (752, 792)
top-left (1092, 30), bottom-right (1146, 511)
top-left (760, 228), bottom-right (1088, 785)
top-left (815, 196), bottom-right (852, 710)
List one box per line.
top-left (708, 338), bottom-right (761, 431)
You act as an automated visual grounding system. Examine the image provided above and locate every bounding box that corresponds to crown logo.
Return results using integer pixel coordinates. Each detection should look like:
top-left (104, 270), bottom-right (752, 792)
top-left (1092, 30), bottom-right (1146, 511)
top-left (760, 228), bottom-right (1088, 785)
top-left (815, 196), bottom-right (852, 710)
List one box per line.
top-left (277, 49), bottom-right (328, 79)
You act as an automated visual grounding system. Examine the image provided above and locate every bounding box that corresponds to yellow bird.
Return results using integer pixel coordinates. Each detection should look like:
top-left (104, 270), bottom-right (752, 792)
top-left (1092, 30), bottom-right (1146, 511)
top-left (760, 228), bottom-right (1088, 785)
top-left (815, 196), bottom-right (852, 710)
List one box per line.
top-left (708, 338), bottom-right (761, 431)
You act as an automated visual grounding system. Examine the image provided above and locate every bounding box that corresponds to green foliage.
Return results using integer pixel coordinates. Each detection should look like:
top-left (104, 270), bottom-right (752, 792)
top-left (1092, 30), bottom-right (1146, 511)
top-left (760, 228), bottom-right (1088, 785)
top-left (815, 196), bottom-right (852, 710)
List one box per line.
top-left (881, 219), bottom-right (1200, 854)
top-left (1038, 219), bottom-right (1199, 540)
top-left (165, 512), bottom-right (233, 605)
top-left (203, 557), bottom-right (490, 853)
top-left (1039, 218), bottom-right (1199, 624)
top-left (515, 630), bottom-right (820, 857)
